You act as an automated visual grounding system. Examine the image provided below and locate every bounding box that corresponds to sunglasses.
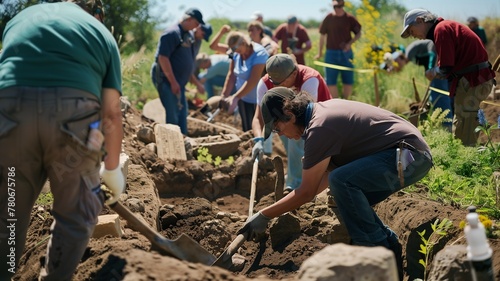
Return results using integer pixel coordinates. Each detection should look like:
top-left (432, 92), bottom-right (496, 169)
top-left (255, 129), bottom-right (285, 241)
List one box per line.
top-left (269, 66), bottom-right (296, 85)
top-left (334, 4), bottom-right (344, 8)
top-left (230, 38), bottom-right (244, 52)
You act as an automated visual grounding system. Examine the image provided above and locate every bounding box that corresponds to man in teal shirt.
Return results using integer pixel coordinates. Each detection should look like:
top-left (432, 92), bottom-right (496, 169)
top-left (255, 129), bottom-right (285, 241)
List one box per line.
top-left (467, 17), bottom-right (488, 46)
top-left (0, 1), bottom-right (124, 280)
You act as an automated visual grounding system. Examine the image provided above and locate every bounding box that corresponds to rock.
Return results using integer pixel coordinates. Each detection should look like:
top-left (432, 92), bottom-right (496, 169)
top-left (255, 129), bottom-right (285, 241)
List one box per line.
top-left (145, 142), bottom-right (156, 153)
top-left (212, 171), bottom-right (235, 190)
top-left (426, 245), bottom-right (474, 281)
top-left (126, 198), bottom-right (145, 213)
top-left (120, 96), bottom-right (131, 112)
top-left (298, 243), bottom-right (399, 281)
top-left (92, 214), bottom-right (123, 238)
top-left (230, 253), bottom-right (246, 272)
top-left (269, 213), bottom-right (301, 249)
top-left (142, 98), bottom-right (165, 123)
top-left (160, 211), bottom-right (178, 229)
top-left (137, 126), bottom-right (155, 144)
top-left (154, 123), bottom-right (187, 161)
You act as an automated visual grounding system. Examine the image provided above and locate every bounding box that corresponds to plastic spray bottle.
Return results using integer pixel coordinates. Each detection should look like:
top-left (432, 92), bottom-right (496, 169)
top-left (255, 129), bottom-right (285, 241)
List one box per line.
top-left (464, 206), bottom-right (495, 281)
top-left (87, 120), bottom-right (104, 151)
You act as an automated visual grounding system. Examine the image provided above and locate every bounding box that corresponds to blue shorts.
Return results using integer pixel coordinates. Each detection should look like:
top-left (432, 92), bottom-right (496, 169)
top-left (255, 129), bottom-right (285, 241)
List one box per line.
top-left (324, 49), bottom-right (354, 85)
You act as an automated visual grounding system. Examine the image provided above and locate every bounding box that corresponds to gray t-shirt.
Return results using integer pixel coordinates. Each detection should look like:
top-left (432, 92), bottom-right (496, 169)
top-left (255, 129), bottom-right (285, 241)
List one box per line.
top-left (302, 99), bottom-right (430, 170)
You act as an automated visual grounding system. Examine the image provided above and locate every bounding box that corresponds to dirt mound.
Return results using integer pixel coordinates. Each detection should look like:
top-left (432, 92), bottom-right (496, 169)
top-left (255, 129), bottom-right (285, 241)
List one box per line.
top-left (12, 98), bottom-right (500, 281)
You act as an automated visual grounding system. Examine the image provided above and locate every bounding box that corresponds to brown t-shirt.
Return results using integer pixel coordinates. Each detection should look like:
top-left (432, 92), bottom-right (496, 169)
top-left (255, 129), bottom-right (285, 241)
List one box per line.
top-left (273, 23), bottom-right (310, 65)
top-left (319, 12), bottom-right (361, 50)
top-left (302, 99), bottom-right (430, 170)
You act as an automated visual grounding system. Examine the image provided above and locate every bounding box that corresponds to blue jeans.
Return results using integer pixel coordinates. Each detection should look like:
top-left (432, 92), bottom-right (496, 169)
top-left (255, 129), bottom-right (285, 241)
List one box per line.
top-left (280, 135), bottom-right (303, 189)
top-left (429, 78), bottom-right (453, 130)
top-left (202, 75), bottom-right (227, 99)
top-left (155, 80), bottom-right (188, 135)
top-left (329, 148), bottom-right (432, 246)
top-left (324, 49), bottom-right (354, 85)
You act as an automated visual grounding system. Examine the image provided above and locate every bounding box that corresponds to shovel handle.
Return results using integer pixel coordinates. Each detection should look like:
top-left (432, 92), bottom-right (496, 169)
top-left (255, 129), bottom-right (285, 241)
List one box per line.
top-left (212, 232), bottom-right (248, 267)
top-left (249, 158), bottom-right (258, 217)
top-left (225, 233), bottom-right (247, 257)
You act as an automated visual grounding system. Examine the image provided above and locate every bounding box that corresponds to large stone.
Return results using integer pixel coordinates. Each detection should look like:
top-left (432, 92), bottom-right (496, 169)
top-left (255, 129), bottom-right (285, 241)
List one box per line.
top-left (269, 213), bottom-right (301, 249)
top-left (142, 98), bottom-right (165, 123)
top-left (426, 245), bottom-right (489, 281)
top-left (137, 126), bottom-right (155, 144)
top-left (298, 243), bottom-right (399, 281)
top-left (191, 133), bottom-right (241, 159)
top-left (154, 123), bottom-right (187, 161)
top-left (92, 214), bottom-right (122, 238)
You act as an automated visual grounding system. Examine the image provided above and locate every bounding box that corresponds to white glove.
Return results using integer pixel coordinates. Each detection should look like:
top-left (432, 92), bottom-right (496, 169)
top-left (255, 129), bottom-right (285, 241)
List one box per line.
top-left (100, 165), bottom-right (125, 205)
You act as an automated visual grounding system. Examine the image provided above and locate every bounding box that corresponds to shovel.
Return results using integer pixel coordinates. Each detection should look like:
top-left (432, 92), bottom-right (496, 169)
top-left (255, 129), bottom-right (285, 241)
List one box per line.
top-left (212, 157), bottom-right (259, 269)
top-left (206, 108), bottom-right (220, 123)
top-left (102, 189), bottom-right (216, 265)
top-left (272, 156), bottom-right (285, 202)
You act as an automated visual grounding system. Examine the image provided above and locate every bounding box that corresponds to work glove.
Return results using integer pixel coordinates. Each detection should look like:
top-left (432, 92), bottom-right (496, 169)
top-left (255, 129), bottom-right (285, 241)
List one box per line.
top-left (100, 165), bottom-right (125, 205)
top-left (237, 211), bottom-right (271, 241)
top-left (251, 137), bottom-right (264, 161)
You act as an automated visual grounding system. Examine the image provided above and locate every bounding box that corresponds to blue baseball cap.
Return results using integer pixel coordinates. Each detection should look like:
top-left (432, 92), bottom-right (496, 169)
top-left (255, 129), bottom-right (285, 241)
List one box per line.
top-left (201, 23), bottom-right (212, 42)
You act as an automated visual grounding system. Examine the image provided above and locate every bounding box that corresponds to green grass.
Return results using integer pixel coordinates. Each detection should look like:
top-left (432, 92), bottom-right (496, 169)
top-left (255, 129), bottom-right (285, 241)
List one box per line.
top-left (36, 191), bottom-right (54, 206)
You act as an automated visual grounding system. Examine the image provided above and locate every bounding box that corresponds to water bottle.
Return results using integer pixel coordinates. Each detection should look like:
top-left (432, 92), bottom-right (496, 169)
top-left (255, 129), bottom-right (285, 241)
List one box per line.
top-left (87, 120), bottom-right (104, 151)
top-left (464, 206), bottom-right (494, 281)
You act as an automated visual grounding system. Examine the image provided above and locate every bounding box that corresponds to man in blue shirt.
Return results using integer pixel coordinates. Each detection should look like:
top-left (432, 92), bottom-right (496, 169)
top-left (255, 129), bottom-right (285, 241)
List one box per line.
top-left (151, 8), bottom-right (204, 134)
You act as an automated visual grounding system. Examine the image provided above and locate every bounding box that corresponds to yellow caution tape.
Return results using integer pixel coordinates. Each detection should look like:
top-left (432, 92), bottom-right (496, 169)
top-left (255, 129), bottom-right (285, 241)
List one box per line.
top-left (313, 61), bottom-right (375, 74)
top-left (481, 100), bottom-right (500, 107)
top-left (428, 86), bottom-right (449, 96)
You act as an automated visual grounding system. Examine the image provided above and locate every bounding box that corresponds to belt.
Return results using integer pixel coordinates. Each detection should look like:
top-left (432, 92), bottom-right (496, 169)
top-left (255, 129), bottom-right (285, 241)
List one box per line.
top-left (0, 87), bottom-right (98, 101)
top-left (450, 61), bottom-right (491, 79)
top-left (0, 87), bottom-right (99, 113)
top-left (397, 141), bottom-right (432, 162)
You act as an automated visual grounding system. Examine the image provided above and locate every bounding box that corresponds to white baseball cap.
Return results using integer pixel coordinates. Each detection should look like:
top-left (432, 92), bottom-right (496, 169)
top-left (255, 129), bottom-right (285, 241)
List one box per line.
top-left (251, 11), bottom-right (263, 20)
top-left (401, 9), bottom-right (431, 38)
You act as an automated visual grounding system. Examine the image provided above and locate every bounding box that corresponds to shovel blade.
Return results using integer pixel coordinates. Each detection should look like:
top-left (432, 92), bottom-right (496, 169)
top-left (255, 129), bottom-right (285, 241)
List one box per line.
top-left (108, 199), bottom-right (216, 265)
top-left (153, 233), bottom-right (216, 265)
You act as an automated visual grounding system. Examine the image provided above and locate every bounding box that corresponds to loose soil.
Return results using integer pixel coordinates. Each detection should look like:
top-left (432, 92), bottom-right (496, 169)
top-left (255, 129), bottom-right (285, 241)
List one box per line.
top-left (12, 86), bottom-right (500, 281)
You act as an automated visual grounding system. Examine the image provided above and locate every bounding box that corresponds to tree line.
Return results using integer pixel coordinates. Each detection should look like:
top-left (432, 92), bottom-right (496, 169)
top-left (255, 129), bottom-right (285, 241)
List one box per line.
top-left (1, 0), bottom-right (405, 54)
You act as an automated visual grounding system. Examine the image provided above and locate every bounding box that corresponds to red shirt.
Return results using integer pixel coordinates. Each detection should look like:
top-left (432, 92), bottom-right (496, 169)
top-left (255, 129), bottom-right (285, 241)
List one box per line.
top-left (263, 64), bottom-right (332, 102)
top-left (273, 23), bottom-right (310, 65)
top-left (431, 18), bottom-right (495, 97)
top-left (319, 12), bottom-right (361, 50)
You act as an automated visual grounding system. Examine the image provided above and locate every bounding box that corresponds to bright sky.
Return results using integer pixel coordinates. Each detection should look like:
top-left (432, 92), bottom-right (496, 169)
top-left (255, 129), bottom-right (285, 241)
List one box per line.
top-left (161, 0), bottom-right (500, 25)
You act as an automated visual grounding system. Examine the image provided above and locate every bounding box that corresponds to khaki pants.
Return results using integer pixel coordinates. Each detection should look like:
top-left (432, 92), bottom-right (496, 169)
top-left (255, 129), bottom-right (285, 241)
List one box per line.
top-left (454, 78), bottom-right (494, 146)
top-left (0, 87), bottom-right (104, 281)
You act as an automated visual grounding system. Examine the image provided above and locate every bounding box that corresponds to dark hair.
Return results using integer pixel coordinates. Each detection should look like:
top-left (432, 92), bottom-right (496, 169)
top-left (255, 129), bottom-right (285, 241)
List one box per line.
top-left (282, 90), bottom-right (314, 127)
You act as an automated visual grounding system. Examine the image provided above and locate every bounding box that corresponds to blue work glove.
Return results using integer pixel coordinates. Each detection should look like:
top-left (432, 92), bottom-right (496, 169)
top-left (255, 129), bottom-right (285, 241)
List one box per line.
top-left (251, 137), bottom-right (264, 161)
top-left (237, 211), bottom-right (271, 241)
